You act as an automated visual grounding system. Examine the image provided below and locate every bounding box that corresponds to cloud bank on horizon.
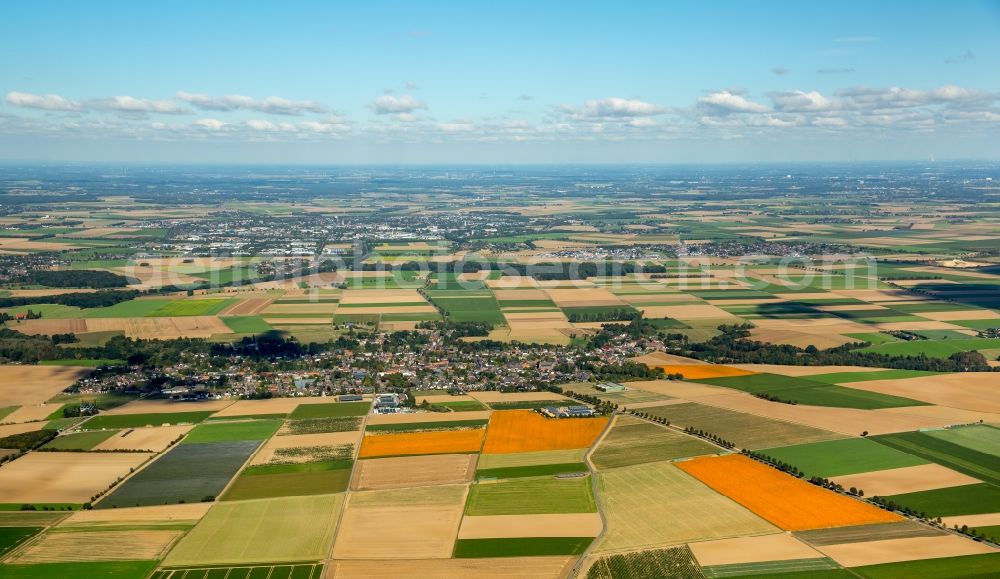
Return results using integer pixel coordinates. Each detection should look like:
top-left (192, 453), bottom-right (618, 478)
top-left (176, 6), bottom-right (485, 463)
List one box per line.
top-left (0, 1), bottom-right (997, 163)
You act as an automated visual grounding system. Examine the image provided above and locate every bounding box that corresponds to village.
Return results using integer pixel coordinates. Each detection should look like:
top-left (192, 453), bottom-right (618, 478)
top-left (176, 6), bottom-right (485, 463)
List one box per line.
top-left (66, 323), bottom-right (665, 410)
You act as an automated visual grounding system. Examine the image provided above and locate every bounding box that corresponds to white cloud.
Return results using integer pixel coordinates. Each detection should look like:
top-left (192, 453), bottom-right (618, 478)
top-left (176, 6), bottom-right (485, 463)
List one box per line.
top-left (812, 116), bottom-right (848, 127)
top-left (246, 119), bottom-right (294, 132)
top-left (299, 119), bottom-right (350, 134)
top-left (369, 94), bottom-right (427, 114)
top-left (770, 90), bottom-right (833, 112)
top-left (177, 91), bottom-right (327, 115)
top-left (836, 85), bottom-right (991, 110)
top-left (573, 97), bottom-right (664, 118)
top-left (95, 95), bottom-right (187, 115)
top-left (437, 121), bottom-right (475, 133)
top-left (194, 118), bottom-right (226, 130)
top-left (5, 91), bottom-right (82, 111)
top-left (697, 91), bottom-right (770, 114)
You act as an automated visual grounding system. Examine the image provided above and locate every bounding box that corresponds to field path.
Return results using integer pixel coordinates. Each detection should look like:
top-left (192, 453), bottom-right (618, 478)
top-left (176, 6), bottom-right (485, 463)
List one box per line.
top-left (569, 411), bottom-right (616, 578)
top-left (324, 404), bottom-right (372, 572)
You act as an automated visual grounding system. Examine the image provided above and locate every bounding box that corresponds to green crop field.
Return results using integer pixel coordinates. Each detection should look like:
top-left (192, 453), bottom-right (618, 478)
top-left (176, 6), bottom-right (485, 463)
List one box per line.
top-left (148, 298), bottom-right (235, 317)
top-left (591, 417), bottom-right (719, 470)
top-left (851, 553), bottom-right (1000, 579)
top-left (693, 373), bottom-right (926, 410)
top-left (883, 483), bottom-right (1000, 517)
top-left (432, 400), bottom-right (487, 411)
top-left (82, 411), bottom-right (215, 429)
top-left (476, 462), bottom-right (589, 480)
top-left (424, 294), bottom-right (505, 324)
top-left (221, 315), bottom-right (273, 333)
top-left (924, 425), bottom-right (1000, 457)
top-left (758, 438), bottom-right (929, 478)
top-left (82, 299), bottom-right (175, 318)
top-left (0, 527), bottom-right (42, 558)
top-left (163, 494), bottom-right (344, 566)
top-left (861, 338), bottom-right (1000, 358)
top-left (38, 358), bottom-right (124, 367)
top-left (465, 475), bottom-right (597, 515)
top-left (870, 431), bottom-right (1000, 486)
top-left (805, 370), bottom-right (939, 384)
top-left (289, 401), bottom-right (370, 419)
top-left (151, 564), bottom-right (324, 579)
top-left (181, 419), bottom-right (282, 444)
top-left (222, 460), bottom-right (353, 501)
top-left (98, 440), bottom-right (261, 507)
top-left (642, 402), bottom-right (843, 450)
top-left (0, 561), bottom-right (158, 579)
top-left (453, 536), bottom-right (593, 558)
top-left (41, 429), bottom-right (118, 450)
top-left (586, 546), bottom-right (705, 579)
top-left (496, 299), bottom-right (557, 308)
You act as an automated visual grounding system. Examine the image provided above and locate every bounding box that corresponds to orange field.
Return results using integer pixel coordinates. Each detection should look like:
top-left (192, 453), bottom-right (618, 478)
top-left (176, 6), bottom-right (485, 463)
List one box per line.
top-left (654, 365), bottom-right (757, 379)
top-left (482, 410), bottom-right (609, 454)
top-left (358, 428), bottom-right (486, 458)
top-left (676, 454), bottom-right (901, 531)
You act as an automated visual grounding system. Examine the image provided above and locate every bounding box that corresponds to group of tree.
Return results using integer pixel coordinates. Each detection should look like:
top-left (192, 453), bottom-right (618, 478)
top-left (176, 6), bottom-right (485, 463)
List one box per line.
top-left (0, 289), bottom-right (140, 310)
top-left (753, 392), bottom-right (797, 404)
top-left (565, 308), bottom-right (641, 323)
top-left (17, 269), bottom-right (129, 288)
top-left (415, 320), bottom-right (492, 339)
top-left (683, 426), bottom-right (736, 449)
top-left (742, 450), bottom-right (808, 479)
top-left (671, 323), bottom-right (996, 373)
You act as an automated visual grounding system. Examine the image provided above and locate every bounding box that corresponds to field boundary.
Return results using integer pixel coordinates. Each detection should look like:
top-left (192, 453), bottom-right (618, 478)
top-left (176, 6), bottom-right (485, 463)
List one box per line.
top-left (323, 405), bottom-right (369, 568)
top-left (568, 411), bottom-right (615, 578)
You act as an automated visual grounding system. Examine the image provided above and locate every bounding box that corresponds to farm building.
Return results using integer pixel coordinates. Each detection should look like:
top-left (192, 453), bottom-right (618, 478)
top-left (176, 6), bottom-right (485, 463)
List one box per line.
top-left (541, 405), bottom-right (596, 418)
top-left (596, 382), bottom-right (627, 392)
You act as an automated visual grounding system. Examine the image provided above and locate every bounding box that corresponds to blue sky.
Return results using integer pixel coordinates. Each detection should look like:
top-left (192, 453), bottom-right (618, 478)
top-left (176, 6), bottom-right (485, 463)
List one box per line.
top-left (1, 1), bottom-right (998, 163)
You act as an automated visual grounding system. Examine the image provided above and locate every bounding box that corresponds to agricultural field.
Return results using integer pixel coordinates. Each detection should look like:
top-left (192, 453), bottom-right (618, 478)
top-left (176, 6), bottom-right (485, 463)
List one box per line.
top-left (222, 459), bottom-right (353, 501)
top-left (758, 438), bottom-right (930, 478)
top-left (481, 410), bottom-right (608, 454)
top-left (2, 169), bottom-right (1000, 576)
top-left (152, 564), bottom-right (324, 579)
top-left (351, 453), bottom-right (476, 491)
top-left (594, 460), bottom-right (777, 552)
top-left (465, 475), bottom-right (598, 516)
top-left (586, 546), bottom-right (705, 579)
top-left (640, 402), bottom-right (844, 450)
top-left (0, 452), bottom-right (152, 504)
top-left (82, 411), bottom-right (215, 430)
top-left (163, 494), bottom-right (343, 566)
top-left (676, 454), bottom-right (902, 531)
top-left (332, 484), bottom-right (468, 560)
top-left (691, 373), bottom-right (929, 410)
top-left (591, 415), bottom-right (719, 470)
top-left (358, 427), bottom-right (486, 458)
top-left (325, 557), bottom-right (579, 578)
top-left (869, 430), bottom-right (1000, 486)
top-left (97, 441), bottom-right (260, 508)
